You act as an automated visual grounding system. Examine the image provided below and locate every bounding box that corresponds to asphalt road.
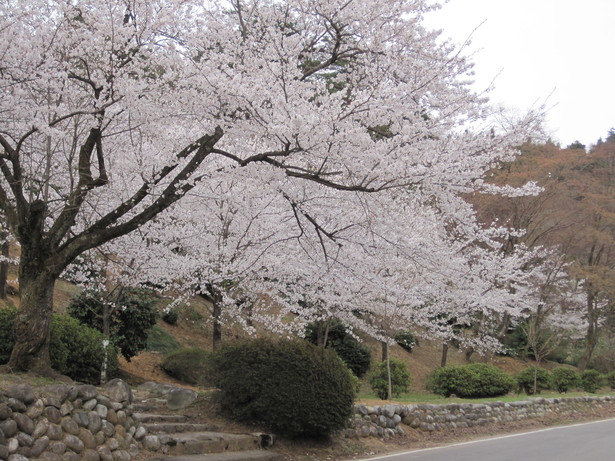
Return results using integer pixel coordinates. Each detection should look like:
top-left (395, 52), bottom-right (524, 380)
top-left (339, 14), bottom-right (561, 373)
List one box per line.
top-left (361, 418), bottom-right (615, 461)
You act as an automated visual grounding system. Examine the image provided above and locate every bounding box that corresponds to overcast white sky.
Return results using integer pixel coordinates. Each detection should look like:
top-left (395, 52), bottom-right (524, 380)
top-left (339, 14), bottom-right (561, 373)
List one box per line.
top-left (424, 0), bottom-right (614, 148)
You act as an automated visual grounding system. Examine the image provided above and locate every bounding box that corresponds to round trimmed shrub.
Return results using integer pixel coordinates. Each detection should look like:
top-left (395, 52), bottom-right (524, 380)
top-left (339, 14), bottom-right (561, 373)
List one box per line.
top-left (50, 315), bottom-right (119, 384)
top-left (516, 367), bottom-right (552, 395)
top-left (580, 369), bottom-right (603, 393)
top-left (68, 288), bottom-right (158, 361)
top-left (606, 371), bottom-right (615, 390)
top-left (162, 347), bottom-right (215, 386)
top-left (368, 358), bottom-right (411, 400)
top-left (304, 320), bottom-right (371, 377)
top-left (551, 367), bottom-right (579, 393)
top-left (394, 330), bottom-right (417, 353)
top-left (162, 308), bottom-right (179, 325)
top-left (0, 308), bottom-right (118, 384)
top-left (213, 337), bottom-right (356, 438)
top-left (428, 363), bottom-right (515, 398)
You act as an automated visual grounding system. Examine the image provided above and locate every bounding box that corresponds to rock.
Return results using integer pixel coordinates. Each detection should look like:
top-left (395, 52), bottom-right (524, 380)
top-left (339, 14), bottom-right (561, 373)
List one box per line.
top-left (167, 388), bottom-right (198, 410)
top-left (78, 427), bottom-right (97, 449)
top-left (0, 446), bottom-right (10, 460)
top-left (44, 406), bottom-right (62, 424)
top-left (0, 403), bottom-right (12, 420)
top-left (33, 418), bottom-right (50, 438)
top-left (96, 404), bottom-right (108, 419)
top-left (103, 380), bottom-right (133, 405)
top-left (6, 385), bottom-right (36, 405)
top-left (133, 425), bottom-right (147, 440)
top-left (105, 438), bottom-right (120, 451)
top-left (16, 432), bottom-right (33, 447)
top-left (97, 445), bottom-right (113, 461)
top-left (105, 409), bottom-right (117, 425)
top-left (101, 421), bottom-right (115, 438)
top-left (0, 420), bottom-right (18, 438)
top-left (26, 399), bottom-right (44, 419)
top-left (82, 448), bottom-right (101, 461)
top-left (111, 449), bottom-right (131, 461)
top-left (46, 423), bottom-right (64, 440)
top-left (77, 385), bottom-right (98, 401)
top-left (82, 399), bottom-right (98, 412)
top-left (38, 453), bottom-right (63, 461)
top-left (143, 435), bottom-right (160, 451)
top-left (63, 434), bottom-right (84, 454)
top-left (6, 399), bottom-right (26, 414)
top-left (12, 413), bottom-right (33, 435)
top-left (7, 437), bottom-right (18, 453)
top-left (31, 435), bottom-right (50, 457)
top-left (88, 411), bottom-right (103, 434)
top-left (59, 401), bottom-right (73, 417)
top-left (7, 454), bottom-right (29, 461)
top-left (62, 451), bottom-right (80, 461)
top-left (49, 441), bottom-right (67, 455)
top-left (60, 417), bottom-right (80, 436)
top-left (43, 384), bottom-right (71, 404)
top-left (73, 411), bottom-right (89, 428)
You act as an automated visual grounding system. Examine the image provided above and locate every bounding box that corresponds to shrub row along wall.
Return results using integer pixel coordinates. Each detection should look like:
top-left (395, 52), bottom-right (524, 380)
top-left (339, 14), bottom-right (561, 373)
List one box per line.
top-left (0, 379), bottom-right (141, 461)
top-left (347, 396), bottom-right (615, 439)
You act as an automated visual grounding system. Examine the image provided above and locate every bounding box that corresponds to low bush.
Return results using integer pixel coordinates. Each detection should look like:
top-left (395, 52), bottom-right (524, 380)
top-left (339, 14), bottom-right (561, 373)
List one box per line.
top-left (50, 315), bottom-right (119, 384)
top-left (213, 338), bottom-right (355, 438)
top-left (580, 369), bottom-right (603, 393)
top-left (551, 367), bottom-right (579, 393)
top-left (516, 367), bottom-right (552, 395)
top-left (162, 308), bottom-right (179, 325)
top-left (305, 319), bottom-right (371, 377)
top-left (68, 288), bottom-right (158, 361)
top-left (428, 363), bottom-right (515, 398)
top-left (606, 371), bottom-right (615, 390)
top-left (394, 331), bottom-right (417, 353)
top-left (0, 308), bottom-right (118, 384)
top-left (162, 347), bottom-right (215, 386)
top-left (368, 358), bottom-right (412, 400)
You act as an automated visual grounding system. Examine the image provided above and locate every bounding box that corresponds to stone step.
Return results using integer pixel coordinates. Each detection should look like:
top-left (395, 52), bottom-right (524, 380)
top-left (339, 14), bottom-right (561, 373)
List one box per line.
top-left (159, 431), bottom-right (262, 456)
top-left (144, 422), bottom-right (221, 433)
top-left (148, 449), bottom-right (284, 461)
top-left (134, 412), bottom-right (189, 423)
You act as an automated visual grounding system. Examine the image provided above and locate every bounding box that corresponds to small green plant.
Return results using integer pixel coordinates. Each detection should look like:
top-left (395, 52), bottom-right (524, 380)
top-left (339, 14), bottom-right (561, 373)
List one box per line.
top-left (606, 371), bottom-right (615, 390)
top-left (162, 308), bottom-right (179, 325)
top-left (68, 287), bottom-right (158, 361)
top-left (368, 358), bottom-right (412, 400)
top-left (551, 367), bottom-right (579, 393)
top-left (213, 338), bottom-right (355, 438)
top-left (580, 369), bottom-right (603, 393)
top-left (304, 319), bottom-right (372, 377)
top-left (516, 367), bottom-right (552, 395)
top-left (162, 347), bottom-right (216, 386)
top-left (394, 331), bottom-right (417, 353)
top-left (428, 363), bottom-right (515, 398)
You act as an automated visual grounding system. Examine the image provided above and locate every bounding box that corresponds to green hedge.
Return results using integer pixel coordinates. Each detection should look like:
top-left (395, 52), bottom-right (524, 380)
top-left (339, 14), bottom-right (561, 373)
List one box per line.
top-left (368, 358), bottom-right (412, 400)
top-left (213, 338), bottom-right (355, 437)
top-left (516, 367), bottom-right (552, 395)
top-left (428, 363), bottom-right (515, 398)
top-left (551, 367), bottom-right (579, 393)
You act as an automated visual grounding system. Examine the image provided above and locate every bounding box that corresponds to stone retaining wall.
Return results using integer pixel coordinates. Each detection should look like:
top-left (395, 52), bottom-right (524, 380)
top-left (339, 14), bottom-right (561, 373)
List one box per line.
top-left (346, 395), bottom-right (615, 439)
top-left (0, 379), bottom-right (141, 461)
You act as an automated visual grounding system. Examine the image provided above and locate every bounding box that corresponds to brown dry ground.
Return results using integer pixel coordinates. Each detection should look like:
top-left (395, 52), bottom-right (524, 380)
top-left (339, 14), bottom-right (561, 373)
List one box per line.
top-left (2, 275), bottom-right (615, 461)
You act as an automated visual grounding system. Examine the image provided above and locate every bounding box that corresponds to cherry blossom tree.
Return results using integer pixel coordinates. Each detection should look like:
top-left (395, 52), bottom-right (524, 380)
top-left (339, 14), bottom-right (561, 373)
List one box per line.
top-left (0, 0), bottom-right (542, 375)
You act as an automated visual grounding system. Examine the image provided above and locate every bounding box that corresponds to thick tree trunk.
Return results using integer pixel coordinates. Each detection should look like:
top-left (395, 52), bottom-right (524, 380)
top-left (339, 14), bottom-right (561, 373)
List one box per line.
top-left (7, 273), bottom-right (56, 374)
top-left (0, 234), bottom-right (9, 299)
top-left (578, 291), bottom-right (599, 371)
